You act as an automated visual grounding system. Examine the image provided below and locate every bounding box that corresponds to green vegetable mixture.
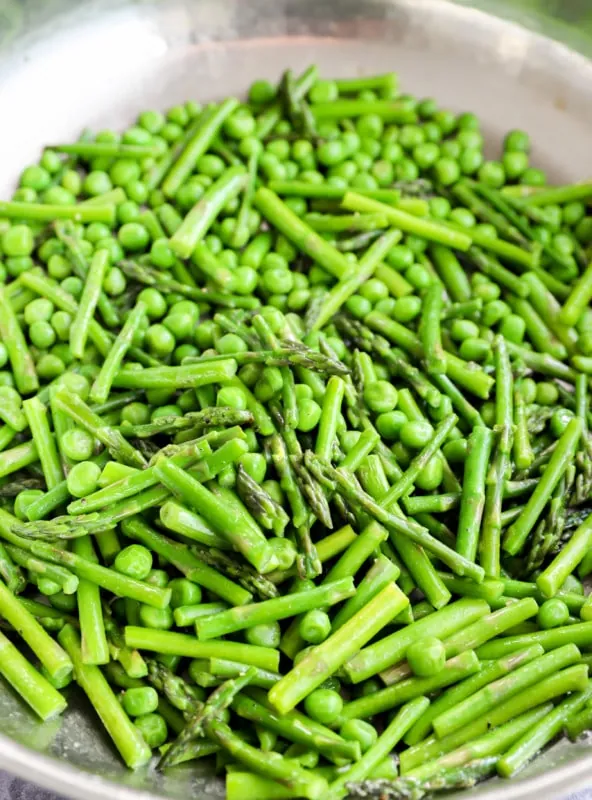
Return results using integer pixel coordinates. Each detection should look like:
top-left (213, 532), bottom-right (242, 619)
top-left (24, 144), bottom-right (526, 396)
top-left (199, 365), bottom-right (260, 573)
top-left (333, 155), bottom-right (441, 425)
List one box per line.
top-left (1, 65), bottom-right (592, 798)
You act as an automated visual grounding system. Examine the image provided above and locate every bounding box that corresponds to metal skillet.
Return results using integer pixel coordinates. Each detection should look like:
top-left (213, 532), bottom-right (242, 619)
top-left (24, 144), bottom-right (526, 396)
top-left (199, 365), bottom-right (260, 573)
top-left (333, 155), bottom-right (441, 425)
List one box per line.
top-left (0, 0), bottom-right (592, 797)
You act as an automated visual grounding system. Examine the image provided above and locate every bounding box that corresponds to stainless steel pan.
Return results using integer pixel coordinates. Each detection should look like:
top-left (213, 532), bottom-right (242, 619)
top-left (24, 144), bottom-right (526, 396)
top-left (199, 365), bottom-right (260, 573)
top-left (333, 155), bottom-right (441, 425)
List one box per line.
top-left (1, 0), bottom-right (592, 797)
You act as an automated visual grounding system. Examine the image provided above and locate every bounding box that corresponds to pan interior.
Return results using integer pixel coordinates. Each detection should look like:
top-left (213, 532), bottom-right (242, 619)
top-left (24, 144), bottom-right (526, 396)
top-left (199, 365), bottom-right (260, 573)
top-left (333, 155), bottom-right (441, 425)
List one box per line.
top-left (1, 1), bottom-right (592, 798)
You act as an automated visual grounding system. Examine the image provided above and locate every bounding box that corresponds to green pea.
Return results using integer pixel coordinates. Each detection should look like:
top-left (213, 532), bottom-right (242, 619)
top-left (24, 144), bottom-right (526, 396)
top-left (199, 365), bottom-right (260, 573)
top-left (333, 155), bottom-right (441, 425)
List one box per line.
top-left (118, 222), bottom-right (150, 251)
top-left (538, 599), bottom-right (569, 630)
top-left (481, 402), bottom-right (496, 427)
top-left (268, 538), bottom-right (297, 571)
top-left (407, 637), bottom-right (446, 677)
top-left (433, 157), bottom-right (461, 186)
top-left (239, 452), bottom-right (267, 483)
top-left (413, 142), bottom-right (440, 170)
top-left (503, 151), bottom-right (529, 180)
top-left (340, 719), bottom-right (378, 754)
top-left (2, 225), bottom-right (34, 257)
top-left (299, 609), bottom-right (332, 645)
top-left (536, 381), bottom-right (559, 406)
top-left (135, 713), bottom-right (168, 749)
top-left (415, 456), bottom-right (444, 491)
top-left (169, 578), bottom-right (201, 609)
top-left (356, 114), bottom-right (383, 139)
top-left (393, 295), bottom-right (422, 323)
top-left (481, 299), bottom-right (510, 327)
top-left (359, 279), bottom-right (388, 305)
top-left (66, 461), bottom-right (101, 498)
top-left (60, 428), bottom-right (95, 461)
top-left (114, 544), bottom-right (153, 581)
top-left (138, 604), bottom-right (173, 630)
top-left (297, 398), bottom-right (322, 432)
top-left (521, 167), bottom-right (547, 186)
top-left (123, 687), bottom-right (159, 717)
top-left (345, 294), bottom-right (372, 319)
top-left (499, 314), bottom-right (526, 344)
top-left (304, 689), bottom-right (343, 725)
top-left (376, 410), bottom-right (407, 441)
top-left (138, 288), bottom-right (167, 319)
top-left (245, 622), bottom-right (281, 649)
top-left (399, 420), bottom-right (434, 449)
top-left (223, 108), bottom-right (255, 139)
top-left (363, 380), bottom-right (398, 414)
top-left (405, 263), bottom-right (431, 290)
top-left (442, 438), bottom-right (468, 464)
top-left (249, 79), bottom-right (276, 104)
top-left (24, 294), bottom-right (54, 330)
top-left (14, 489), bottom-right (45, 521)
top-left (458, 337), bottom-right (491, 362)
top-left (477, 160), bottom-right (505, 188)
top-left (45, 253), bottom-right (70, 281)
top-left (504, 129), bottom-right (531, 153)
top-left (217, 386), bottom-right (248, 410)
top-left (146, 569), bottom-right (169, 588)
top-left (550, 408), bottom-right (574, 437)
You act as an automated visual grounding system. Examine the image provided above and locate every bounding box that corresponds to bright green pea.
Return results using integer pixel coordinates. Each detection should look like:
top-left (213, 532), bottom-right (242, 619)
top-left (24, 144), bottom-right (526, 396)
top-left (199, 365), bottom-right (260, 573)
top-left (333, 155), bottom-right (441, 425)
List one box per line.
top-left (151, 404), bottom-right (182, 421)
top-left (387, 245), bottom-right (414, 271)
top-left (83, 171), bottom-right (112, 196)
top-left (138, 604), bottom-right (173, 630)
top-left (376, 410), bottom-right (407, 440)
top-left (359, 279), bottom-right (388, 304)
top-left (297, 398), bottom-right (322, 432)
top-left (499, 314), bottom-right (526, 344)
top-left (20, 165), bottom-right (51, 192)
top-left (24, 298), bottom-right (54, 325)
top-left (550, 408), bottom-right (574, 437)
top-left (458, 337), bottom-right (491, 362)
top-left (503, 151), bottom-right (529, 180)
top-left (538, 598), bottom-right (569, 630)
top-left (399, 420), bottom-right (434, 449)
top-left (504, 129), bottom-right (531, 153)
top-left (404, 264), bottom-right (431, 290)
top-left (2, 225), bottom-right (34, 257)
top-left (118, 222), bottom-right (149, 251)
top-left (407, 637), bottom-right (446, 677)
top-left (268, 538), bottom-right (297, 571)
top-left (536, 382), bottom-right (559, 406)
top-left (413, 142), bottom-right (440, 170)
top-left (239, 453), bottom-right (267, 483)
top-left (66, 461), bottom-right (101, 498)
top-left (217, 386), bottom-right (247, 410)
top-left (169, 578), bottom-right (201, 609)
top-left (415, 456), bottom-right (443, 490)
top-left (134, 713), bottom-right (168, 748)
top-left (304, 689), bottom-right (343, 725)
top-left (393, 295), bottom-right (422, 322)
top-left (345, 294), bottom-right (372, 319)
top-left (351, 173), bottom-right (378, 191)
top-left (60, 428), bottom-right (95, 461)
top-left (123, 687), bottom-right (159, 717)
top-left (442, 438), bottom-right (468, 464)
top-left (230, 266), bottom-right (258, 295)
top-left (450, 319), bottom-right (480, 342)
top-left (28, 319), bottom-right (55, 349)
top-left (340, 719), bottom-right (377, 754)
top-left (433, 157), bottom-right (461, 186)
top-left (433, 109), bottom-right (457, 135)
top-left (14, 489), bottom-right (44, 521)
top-left (138, 288), bottom-right (167, 319)
top-left (114, 544), bottom-right (153, 581)
top-left (245, 621), bottom-right (281, 648)
top-left (478, 160), bottom-right (506, 188)
top-left (363, 380), bottom-right (398, 414)
top-left (299, 609), bottom-right (331, 645)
